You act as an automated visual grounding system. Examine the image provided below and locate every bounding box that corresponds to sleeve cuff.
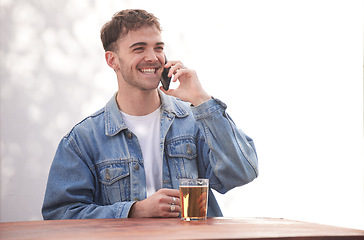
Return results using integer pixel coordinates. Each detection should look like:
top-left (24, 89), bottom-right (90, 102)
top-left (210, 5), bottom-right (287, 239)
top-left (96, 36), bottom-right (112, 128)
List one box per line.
top-left (116, 201), bottom-right (136, 218)
top-left (191, 97), bottom-right (227, 120)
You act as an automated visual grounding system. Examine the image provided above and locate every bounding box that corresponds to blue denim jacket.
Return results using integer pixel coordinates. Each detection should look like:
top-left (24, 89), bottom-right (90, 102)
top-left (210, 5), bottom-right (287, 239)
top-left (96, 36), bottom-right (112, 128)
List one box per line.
top-left (42, 91), bottom-right (258, 219)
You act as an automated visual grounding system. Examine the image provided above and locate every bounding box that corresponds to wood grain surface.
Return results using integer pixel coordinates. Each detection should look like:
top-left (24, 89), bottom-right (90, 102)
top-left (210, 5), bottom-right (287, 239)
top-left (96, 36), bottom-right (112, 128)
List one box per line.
top-left (1, 217), bottom-right (363, 240)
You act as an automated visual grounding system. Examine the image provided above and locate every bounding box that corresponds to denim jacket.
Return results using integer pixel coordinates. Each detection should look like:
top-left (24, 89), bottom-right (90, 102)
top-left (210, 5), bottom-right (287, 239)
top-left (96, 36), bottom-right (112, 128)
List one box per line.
top-left (42, 91), bottom-right (258, 219)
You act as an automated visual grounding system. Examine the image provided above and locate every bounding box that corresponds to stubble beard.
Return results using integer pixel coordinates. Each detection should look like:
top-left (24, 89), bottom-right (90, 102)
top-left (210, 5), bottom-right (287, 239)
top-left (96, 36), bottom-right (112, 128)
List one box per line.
top-left (118, 56), bottom-right (161, 91)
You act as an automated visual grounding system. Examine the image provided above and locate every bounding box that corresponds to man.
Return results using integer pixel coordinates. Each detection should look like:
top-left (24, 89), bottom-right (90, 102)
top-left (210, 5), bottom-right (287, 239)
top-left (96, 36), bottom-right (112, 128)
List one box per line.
top-left (42, 9), bottom-right (258, 219)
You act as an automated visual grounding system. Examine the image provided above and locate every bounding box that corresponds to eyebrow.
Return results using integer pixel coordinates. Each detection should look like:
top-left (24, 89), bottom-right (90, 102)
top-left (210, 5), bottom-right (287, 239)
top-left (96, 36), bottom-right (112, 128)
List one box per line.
top-left (129, 41), bottom-right (165, 49)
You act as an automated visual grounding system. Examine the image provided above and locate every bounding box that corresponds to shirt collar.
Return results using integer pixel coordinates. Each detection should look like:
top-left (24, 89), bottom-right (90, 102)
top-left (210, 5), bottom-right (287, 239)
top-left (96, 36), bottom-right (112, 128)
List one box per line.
top-left (105, 90), bottom-right (189, 136)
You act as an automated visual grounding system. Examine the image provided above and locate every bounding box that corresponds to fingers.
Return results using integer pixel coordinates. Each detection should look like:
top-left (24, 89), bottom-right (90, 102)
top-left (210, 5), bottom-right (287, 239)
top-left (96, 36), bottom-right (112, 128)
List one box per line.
top-left (162, 203), bottom-right (181, 218)
top-left (172, 68), bottom-right (195, 83)
top-left (129, 188), bottom-right (182, 218)
top-left (158, 188), bottom-right (180, 196)
top-left (165, 61), bottom-right (186, 78)
top-left (162, 59), bottom-right (209, 106)
top-left (163, 59), bottom-right (192, 85)
top-left (157, 188), bottom-right (180, 204)
top-left (164, 60), bottom-right (184, 69)
top-left (155, 189), bottom-right (181, 218)
top-left (171, 196), bottom-right (181, 206)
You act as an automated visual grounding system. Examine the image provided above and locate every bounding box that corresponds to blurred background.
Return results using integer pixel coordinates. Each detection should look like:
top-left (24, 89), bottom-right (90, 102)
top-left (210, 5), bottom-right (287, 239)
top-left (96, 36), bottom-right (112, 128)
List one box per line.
top-left (1, 0), bottom-right (363, 230)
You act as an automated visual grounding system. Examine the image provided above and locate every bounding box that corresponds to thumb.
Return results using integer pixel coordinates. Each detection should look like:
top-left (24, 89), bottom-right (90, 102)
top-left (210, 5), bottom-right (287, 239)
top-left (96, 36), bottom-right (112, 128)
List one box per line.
top-left (159, 86), bottom-right (177, 97)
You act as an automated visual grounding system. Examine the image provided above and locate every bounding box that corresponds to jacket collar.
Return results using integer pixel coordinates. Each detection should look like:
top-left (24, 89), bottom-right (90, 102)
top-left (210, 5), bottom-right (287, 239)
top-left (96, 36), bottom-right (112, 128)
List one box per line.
top-left (105, 90), bottom-right (189, 136)
top-left (158, 89), bottom-right (190, 118)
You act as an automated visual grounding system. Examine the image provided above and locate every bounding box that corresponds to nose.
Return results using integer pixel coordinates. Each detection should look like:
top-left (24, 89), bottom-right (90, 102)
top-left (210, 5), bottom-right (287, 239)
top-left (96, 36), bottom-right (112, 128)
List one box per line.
top-left (144, 48), bottom-right (158, 62)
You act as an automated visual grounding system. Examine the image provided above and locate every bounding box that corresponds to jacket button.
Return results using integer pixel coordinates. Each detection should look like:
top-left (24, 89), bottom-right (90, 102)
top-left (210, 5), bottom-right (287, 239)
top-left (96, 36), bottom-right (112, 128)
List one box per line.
top-left (105, 169), bottom-right (111, 181)
top-left (126, 132), bottom-right (133, 139)
top-left (134, 164), bottom-right (139, 170)
top-left (187, 144), bottom-right (193, 155)
top-left (133, 197), bottom-right (139, 201)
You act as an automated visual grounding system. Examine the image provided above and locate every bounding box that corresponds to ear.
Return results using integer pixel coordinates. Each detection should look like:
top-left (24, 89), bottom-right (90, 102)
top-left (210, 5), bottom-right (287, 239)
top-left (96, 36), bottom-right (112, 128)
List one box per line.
top-left (105, 51), bottom-right (119, 71)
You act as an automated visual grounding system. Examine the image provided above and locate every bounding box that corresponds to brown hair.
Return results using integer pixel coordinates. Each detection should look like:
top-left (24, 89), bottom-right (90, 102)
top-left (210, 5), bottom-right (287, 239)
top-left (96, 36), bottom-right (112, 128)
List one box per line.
top-left (100, 9), bottom-right (161, 52)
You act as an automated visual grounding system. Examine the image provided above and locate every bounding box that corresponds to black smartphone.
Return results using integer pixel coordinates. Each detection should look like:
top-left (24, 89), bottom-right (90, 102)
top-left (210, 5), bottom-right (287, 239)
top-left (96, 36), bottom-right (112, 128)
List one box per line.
top-left (160, 56), bottom-right (171, 91)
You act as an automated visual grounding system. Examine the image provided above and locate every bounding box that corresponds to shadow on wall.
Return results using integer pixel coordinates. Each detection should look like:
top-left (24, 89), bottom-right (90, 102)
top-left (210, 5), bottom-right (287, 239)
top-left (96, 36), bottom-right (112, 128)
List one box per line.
top-left (0, 0), bottom-right (118, 221)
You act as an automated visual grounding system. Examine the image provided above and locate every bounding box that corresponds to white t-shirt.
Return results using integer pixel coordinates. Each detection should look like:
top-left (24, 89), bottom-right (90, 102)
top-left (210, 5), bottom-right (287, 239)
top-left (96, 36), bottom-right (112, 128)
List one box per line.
top-left (120, 107), bottom-right (162, 198)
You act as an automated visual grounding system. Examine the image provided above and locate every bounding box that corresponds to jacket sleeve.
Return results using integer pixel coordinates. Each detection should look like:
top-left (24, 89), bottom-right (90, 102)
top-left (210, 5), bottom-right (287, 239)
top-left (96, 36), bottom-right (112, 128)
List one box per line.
top-left (192, 97), bottom-right (258, 194)
top-left (42, 136), bottom-right (134, 219)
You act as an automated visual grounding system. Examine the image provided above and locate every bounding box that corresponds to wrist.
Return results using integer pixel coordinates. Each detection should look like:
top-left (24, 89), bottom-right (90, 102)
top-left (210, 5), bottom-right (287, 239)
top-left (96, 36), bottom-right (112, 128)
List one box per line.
top-left (128, 201), bottom-right (141, 218)
top-left (191, 92), bottom-right (211, 107)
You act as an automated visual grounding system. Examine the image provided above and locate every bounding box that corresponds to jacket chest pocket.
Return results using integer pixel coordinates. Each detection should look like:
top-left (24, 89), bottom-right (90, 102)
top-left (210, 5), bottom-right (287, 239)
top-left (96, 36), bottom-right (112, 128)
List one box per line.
top-left (166, 137), bottom-right (198, 179)
top-left (98, 162), bottom-right (130, 204)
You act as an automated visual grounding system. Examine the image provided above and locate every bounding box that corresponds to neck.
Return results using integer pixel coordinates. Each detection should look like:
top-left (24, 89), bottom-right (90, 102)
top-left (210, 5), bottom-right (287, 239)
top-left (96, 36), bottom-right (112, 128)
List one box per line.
top-left (116, 88), bottom-right (161, 116)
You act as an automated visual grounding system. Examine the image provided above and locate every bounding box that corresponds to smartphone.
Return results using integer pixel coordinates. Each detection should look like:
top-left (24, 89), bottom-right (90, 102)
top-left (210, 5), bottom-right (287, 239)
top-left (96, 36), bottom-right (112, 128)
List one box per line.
top-left (160, 56), bottom-right (171, 91)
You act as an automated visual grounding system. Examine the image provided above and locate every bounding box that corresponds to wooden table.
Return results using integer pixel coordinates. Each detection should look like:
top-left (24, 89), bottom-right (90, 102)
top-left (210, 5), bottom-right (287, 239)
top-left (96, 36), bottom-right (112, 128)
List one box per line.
top-left (1, 217), bottom-right (363, 240)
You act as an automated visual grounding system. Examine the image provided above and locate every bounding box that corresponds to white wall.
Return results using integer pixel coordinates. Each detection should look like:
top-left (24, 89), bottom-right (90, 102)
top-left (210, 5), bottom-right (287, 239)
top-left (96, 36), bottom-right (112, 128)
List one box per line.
top-left (1, 0), bottom-right (363, 230)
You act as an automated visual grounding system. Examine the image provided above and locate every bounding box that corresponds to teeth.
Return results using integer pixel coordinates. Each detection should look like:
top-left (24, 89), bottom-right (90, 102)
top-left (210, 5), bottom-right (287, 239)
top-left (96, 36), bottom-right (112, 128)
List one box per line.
top-left (140, 68), bottom-right (156, 74)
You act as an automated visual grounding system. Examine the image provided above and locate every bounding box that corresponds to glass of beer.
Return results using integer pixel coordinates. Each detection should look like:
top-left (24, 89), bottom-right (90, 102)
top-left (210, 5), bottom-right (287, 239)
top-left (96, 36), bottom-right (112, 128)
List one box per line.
top-left (179, 178), bottom-right (209, 221)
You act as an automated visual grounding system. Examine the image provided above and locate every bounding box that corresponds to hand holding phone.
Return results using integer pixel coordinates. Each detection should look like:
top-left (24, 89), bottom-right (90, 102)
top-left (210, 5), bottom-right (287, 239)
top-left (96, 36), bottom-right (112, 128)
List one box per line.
top-left (159, 58), bottom-right (211, 106)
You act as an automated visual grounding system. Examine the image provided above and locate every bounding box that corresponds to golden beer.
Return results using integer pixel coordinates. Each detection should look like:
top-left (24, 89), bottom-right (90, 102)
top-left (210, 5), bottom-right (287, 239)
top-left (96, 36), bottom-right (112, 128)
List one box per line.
top-left (179, 179), bottom-right (209, 221)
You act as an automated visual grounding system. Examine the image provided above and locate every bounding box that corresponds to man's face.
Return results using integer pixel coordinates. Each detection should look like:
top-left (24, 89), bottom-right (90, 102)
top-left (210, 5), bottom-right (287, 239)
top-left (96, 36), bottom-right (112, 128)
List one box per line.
top-left (114, 26), bottom-right (165, 91)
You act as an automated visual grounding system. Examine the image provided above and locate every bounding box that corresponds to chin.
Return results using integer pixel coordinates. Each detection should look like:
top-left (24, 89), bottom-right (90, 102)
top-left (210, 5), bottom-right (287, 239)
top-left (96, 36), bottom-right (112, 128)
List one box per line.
top-left (140, 83), bottom-right (160, 91)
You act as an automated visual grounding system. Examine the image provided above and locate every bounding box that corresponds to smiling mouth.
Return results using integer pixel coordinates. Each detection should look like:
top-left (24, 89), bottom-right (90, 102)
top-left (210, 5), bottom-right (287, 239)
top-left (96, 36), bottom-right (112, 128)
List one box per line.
top-left (139, 68), bottom-right (158, 74)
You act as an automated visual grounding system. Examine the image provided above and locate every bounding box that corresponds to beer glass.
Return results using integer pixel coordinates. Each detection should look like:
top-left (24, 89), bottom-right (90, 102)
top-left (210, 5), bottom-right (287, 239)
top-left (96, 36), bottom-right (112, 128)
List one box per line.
top-left (179, 178), bottom-right (209, 221)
